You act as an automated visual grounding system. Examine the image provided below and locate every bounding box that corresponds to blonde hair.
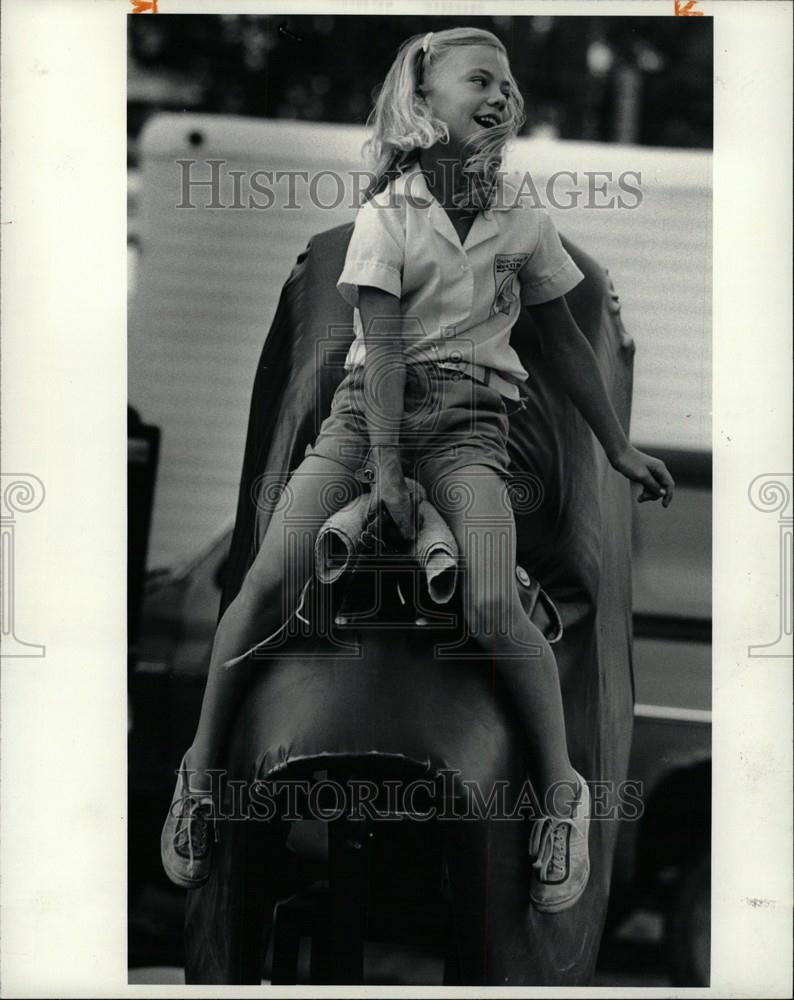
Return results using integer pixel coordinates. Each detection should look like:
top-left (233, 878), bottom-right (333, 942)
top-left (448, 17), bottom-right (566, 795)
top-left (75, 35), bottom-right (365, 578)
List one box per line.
top-left (363, 27), bottom-right (525, 207)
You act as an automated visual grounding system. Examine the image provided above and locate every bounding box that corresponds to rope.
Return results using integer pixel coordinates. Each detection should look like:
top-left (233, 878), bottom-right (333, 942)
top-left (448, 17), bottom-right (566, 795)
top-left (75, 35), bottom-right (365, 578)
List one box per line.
top-left (222, 575), bottom-right (314, 669)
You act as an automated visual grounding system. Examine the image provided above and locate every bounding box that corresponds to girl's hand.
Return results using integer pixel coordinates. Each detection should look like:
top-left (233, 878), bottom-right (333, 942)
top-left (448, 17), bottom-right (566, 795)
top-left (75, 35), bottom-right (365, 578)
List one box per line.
top-left (368, 467), bottom-right (420, 546)
top-left (611, 445), bottom-right (675, 507)
top-left (379, 478), bottom-right (420, 545)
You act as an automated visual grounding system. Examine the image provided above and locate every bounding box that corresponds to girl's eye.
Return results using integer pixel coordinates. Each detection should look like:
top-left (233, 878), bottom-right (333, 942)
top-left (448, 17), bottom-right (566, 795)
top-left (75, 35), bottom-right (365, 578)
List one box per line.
top-left (471, 77), bottom-right (487, 87)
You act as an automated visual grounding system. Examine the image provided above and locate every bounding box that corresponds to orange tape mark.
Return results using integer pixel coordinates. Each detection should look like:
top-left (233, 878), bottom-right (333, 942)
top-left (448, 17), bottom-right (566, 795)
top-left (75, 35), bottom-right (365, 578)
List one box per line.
top-left (674, 0), bottom-right (704, 15)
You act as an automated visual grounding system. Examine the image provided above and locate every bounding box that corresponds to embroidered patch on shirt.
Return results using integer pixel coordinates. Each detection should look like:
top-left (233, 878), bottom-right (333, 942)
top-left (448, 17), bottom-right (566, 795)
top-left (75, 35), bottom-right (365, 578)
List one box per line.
top-left (492, 253), bottom-right (530, 316)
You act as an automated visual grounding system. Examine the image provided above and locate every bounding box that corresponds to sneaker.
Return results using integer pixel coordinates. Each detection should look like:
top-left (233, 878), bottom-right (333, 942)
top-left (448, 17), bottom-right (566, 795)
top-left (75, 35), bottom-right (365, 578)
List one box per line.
top-left (160, 754), bottom-right (217, 889)
top-left (529, 771), bottom-right (590, 913)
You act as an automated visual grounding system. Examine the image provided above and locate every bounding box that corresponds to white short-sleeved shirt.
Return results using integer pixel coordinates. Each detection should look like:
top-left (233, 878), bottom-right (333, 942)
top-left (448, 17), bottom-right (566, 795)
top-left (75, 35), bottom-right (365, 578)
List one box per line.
top-left (337, 165), bottom-right (585, 400)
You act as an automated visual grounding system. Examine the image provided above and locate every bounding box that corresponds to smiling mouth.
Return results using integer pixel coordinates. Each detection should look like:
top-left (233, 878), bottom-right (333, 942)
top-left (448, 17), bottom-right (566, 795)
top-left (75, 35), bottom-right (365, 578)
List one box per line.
top-left (473, 114), bottom-right (500, 129)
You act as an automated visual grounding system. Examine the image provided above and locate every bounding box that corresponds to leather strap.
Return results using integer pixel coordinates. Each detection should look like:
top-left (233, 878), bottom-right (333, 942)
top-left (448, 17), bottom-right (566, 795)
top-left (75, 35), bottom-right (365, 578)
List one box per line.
top-left (516, 565), bottom-right (564, 644)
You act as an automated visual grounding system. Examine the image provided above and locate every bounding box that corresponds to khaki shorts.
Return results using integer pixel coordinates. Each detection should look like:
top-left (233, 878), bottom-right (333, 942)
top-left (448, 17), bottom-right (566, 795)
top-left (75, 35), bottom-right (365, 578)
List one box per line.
top-left (303, 363), bottom-right (518, 491)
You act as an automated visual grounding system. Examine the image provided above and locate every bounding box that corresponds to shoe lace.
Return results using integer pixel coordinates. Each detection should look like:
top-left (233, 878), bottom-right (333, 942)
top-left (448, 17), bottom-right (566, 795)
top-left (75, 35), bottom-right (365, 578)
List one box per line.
top-left (174, 794), bottom-right (217, 869)
top-left (529, 816), bottom-right (572, 881)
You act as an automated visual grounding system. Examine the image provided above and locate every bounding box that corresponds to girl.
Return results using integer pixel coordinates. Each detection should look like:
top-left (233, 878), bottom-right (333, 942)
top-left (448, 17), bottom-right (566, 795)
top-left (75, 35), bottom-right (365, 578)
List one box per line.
top-left (162, 27), bottom-right (674, 913)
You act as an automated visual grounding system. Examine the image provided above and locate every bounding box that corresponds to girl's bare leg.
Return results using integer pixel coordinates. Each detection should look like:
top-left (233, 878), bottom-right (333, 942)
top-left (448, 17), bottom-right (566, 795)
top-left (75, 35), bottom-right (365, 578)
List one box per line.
top-left (432, 465), bottom-right (578, 817)
top-left (185, 455), bottom-right (363, 791)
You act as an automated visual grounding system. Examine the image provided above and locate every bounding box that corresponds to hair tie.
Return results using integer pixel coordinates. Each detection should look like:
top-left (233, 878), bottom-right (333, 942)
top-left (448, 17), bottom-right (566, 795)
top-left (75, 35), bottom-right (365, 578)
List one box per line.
top-left (421, 31), bottom-right (433, 54)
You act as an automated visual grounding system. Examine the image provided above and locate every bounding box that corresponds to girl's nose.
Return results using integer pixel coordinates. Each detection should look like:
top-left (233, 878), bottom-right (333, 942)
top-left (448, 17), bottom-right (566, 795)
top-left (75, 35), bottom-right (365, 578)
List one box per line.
top-left (488, 92), bottom-right (507, 110)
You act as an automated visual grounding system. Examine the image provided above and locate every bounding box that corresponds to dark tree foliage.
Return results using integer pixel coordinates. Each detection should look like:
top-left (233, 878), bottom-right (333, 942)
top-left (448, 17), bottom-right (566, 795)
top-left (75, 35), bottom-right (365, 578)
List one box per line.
top-left (128, 14), bottom-right (712, 154)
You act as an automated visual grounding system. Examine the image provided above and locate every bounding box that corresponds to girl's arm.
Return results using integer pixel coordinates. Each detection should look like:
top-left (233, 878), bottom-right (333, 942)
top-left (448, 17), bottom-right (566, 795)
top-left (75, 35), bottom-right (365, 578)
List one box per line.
top-left (358, 285), bottom-right (416, 540)
top-left (526, 295), bottom-right (675, 507)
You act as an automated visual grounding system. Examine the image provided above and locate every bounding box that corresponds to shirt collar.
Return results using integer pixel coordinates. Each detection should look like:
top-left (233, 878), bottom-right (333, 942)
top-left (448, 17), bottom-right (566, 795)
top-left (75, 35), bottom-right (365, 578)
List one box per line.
top-left (393, 165), bottom-right (504, 251)
top-left (393, 164), bottom-right (519, 216)
top-left (392, 165), bottom-right (432, 207)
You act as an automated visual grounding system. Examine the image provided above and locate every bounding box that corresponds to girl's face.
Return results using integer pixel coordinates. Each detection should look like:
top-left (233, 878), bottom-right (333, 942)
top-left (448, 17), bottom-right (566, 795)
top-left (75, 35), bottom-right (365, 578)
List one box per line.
top-left (420, 44), bottom-right (513, 152)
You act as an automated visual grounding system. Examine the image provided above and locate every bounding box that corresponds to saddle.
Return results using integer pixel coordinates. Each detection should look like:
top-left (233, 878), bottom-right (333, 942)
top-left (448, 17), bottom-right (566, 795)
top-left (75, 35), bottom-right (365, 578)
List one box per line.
top-left (315, 478), bottom-right (563, 643)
